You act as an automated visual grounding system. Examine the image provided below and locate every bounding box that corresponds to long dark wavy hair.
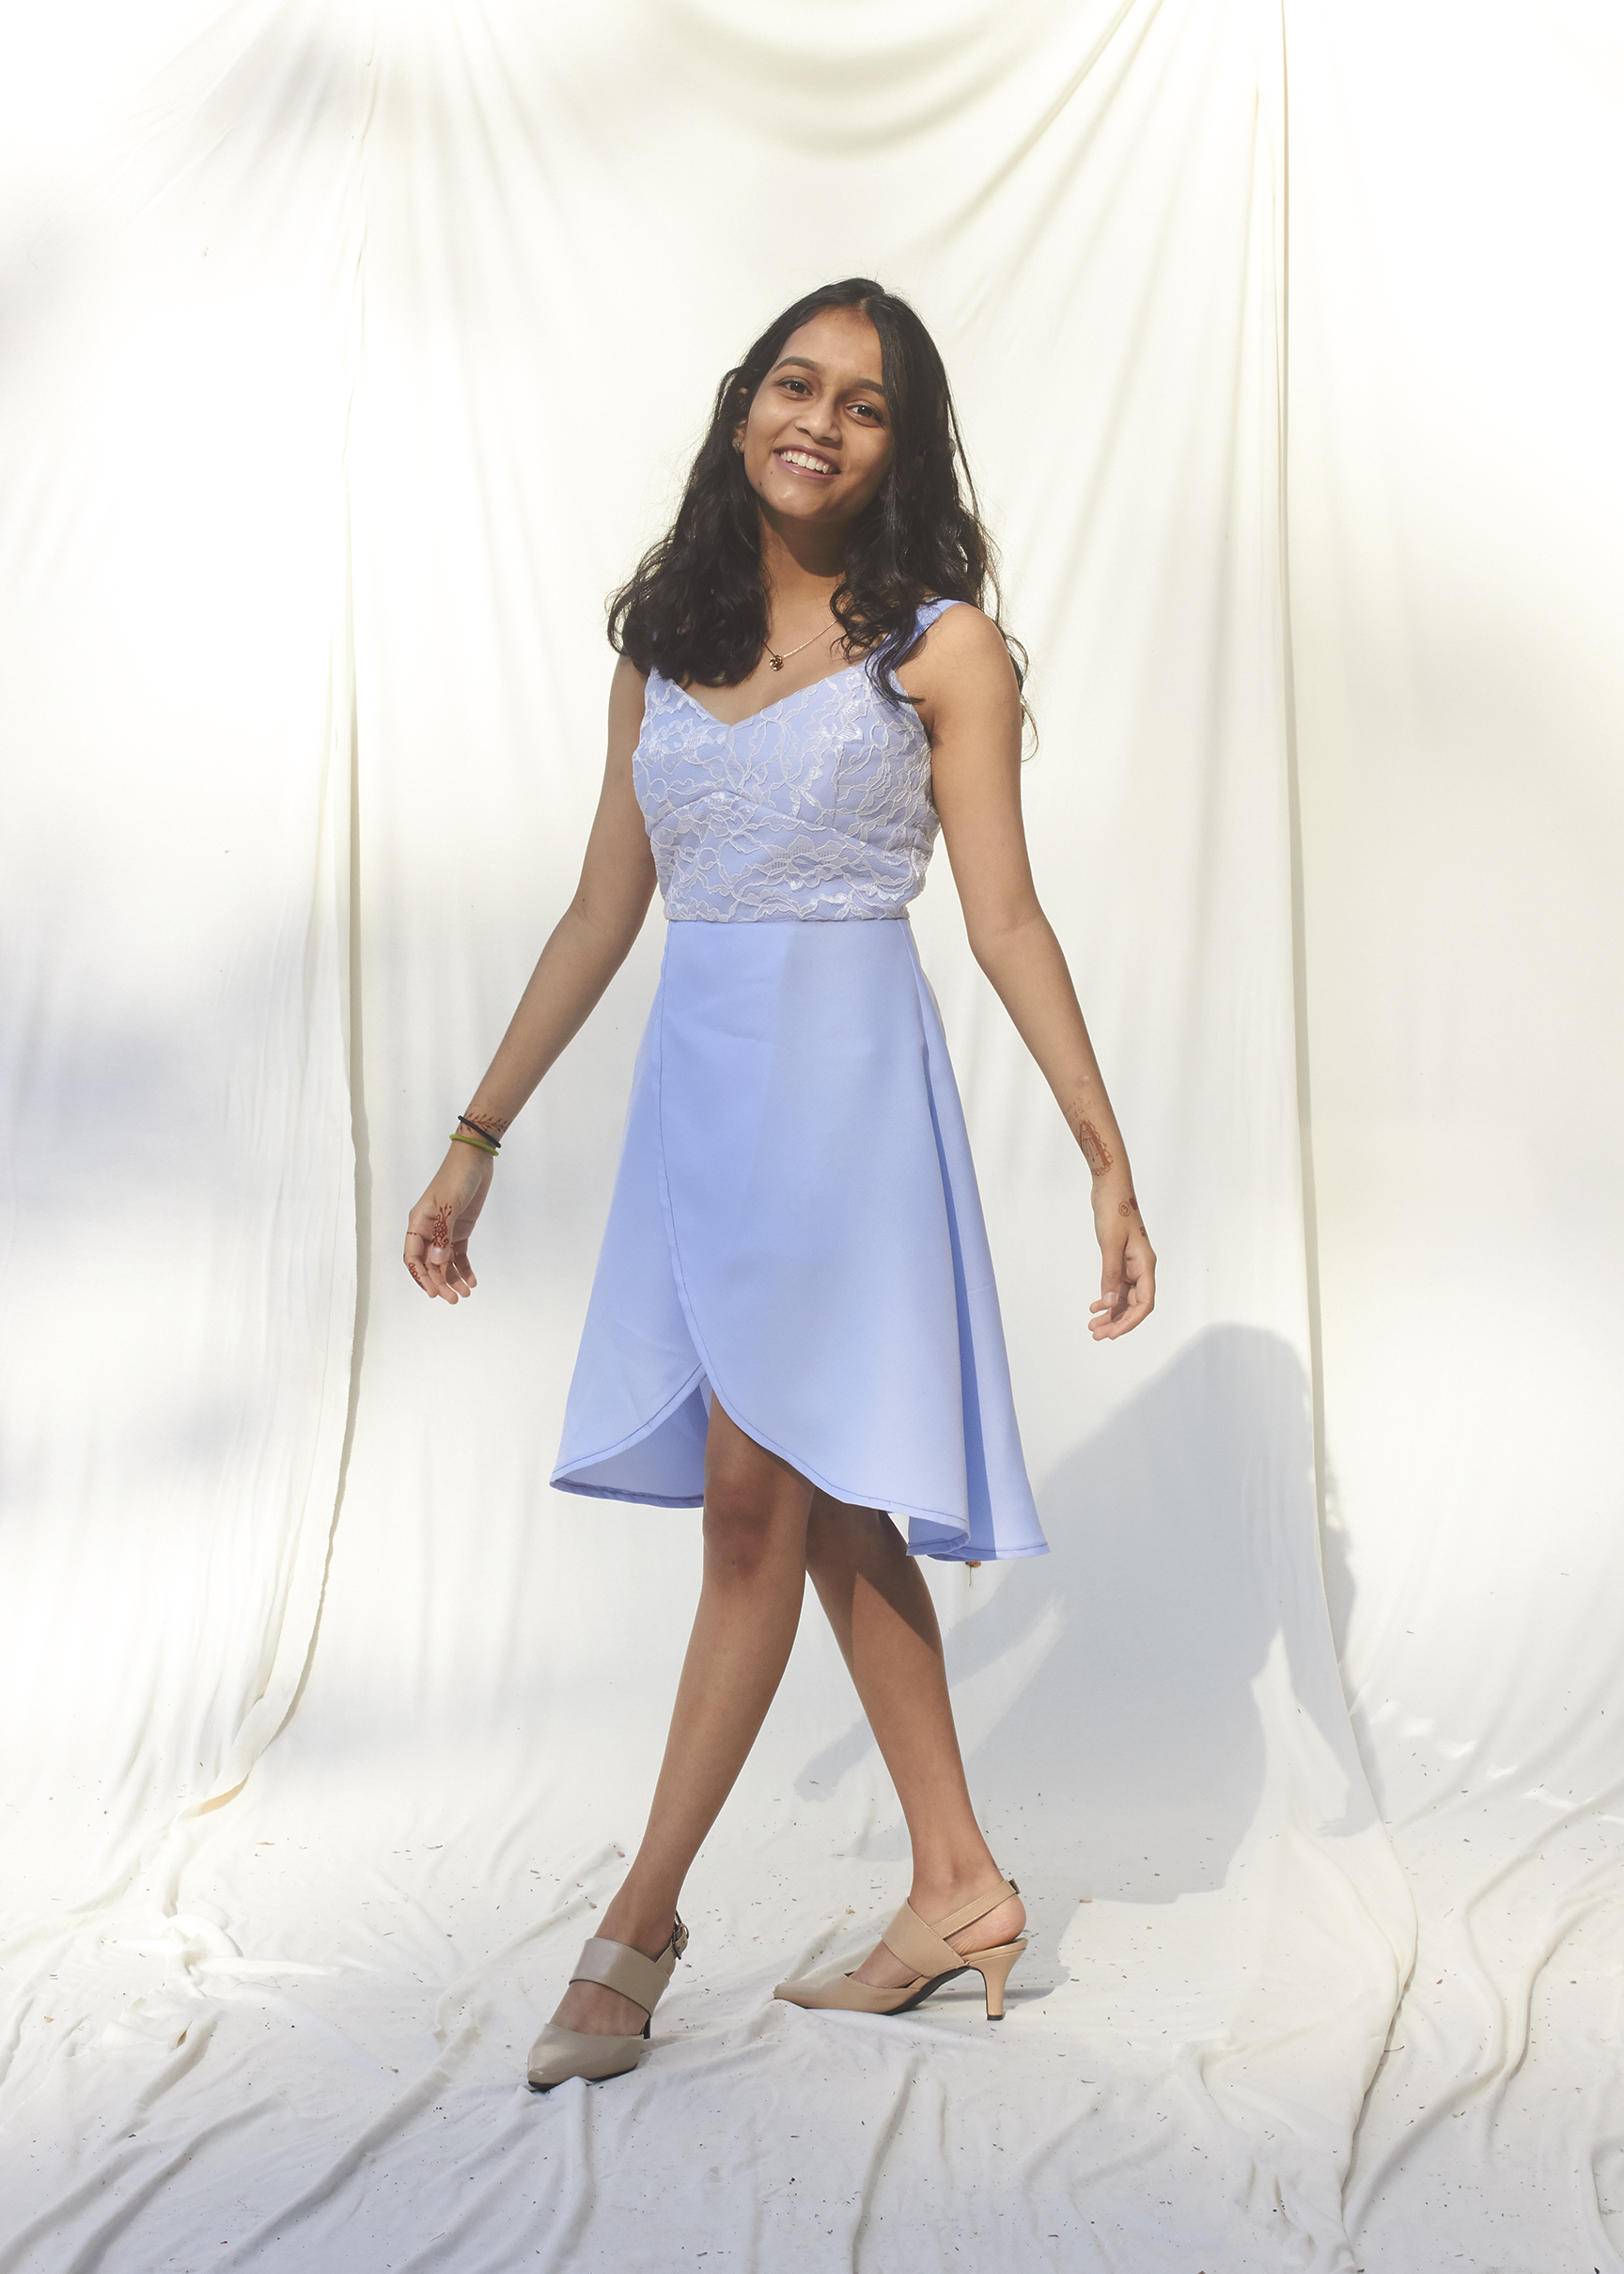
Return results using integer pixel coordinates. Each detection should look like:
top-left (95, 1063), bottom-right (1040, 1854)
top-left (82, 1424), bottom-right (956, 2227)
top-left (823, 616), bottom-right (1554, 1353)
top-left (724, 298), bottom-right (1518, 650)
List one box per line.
top-left (608, 278), bottom-right (1024, 704)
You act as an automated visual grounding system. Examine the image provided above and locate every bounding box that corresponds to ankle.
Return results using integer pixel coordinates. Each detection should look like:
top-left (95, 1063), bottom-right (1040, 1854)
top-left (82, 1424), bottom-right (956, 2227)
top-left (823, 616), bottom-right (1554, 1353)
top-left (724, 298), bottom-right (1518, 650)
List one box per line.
top-left (906, 1858), bottom-right (1007, 1918)
top-left (597, 1883), bottom-right (681, 1957)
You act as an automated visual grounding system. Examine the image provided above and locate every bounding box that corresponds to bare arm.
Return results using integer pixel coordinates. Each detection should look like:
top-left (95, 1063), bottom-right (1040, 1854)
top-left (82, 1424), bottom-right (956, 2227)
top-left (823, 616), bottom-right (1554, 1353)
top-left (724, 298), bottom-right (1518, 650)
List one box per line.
top-left (403, 659), bottom-right (657, 1302)
top-left (908, 606), bottom-right (1155, 1339)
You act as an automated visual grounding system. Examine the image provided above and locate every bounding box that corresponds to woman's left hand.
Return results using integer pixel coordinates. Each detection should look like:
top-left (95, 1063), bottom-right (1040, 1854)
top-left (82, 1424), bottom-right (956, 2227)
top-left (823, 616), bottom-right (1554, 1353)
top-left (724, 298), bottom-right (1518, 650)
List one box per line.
top-left (1088, 1183), bottom-right (1156, 1339)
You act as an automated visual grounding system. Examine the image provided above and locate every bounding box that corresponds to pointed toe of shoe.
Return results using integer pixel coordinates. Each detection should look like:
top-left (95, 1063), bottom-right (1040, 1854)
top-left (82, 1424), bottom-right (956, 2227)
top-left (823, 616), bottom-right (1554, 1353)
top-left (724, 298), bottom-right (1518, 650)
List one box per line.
top-left (525, 1915), bottom-right (690, 2090)
top-left (773, 1968), bottom-right (899, 2014)
top-left (773, 1962), bottom-right (850, 2008)
top-left (525, 2022), bottom-right (649, 2092)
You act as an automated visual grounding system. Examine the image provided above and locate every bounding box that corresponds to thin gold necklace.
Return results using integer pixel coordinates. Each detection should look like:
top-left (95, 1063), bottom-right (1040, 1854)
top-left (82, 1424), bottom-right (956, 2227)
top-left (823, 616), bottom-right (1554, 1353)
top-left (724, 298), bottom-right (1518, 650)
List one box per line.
top-left (765, 616), bottom-right (834, 672)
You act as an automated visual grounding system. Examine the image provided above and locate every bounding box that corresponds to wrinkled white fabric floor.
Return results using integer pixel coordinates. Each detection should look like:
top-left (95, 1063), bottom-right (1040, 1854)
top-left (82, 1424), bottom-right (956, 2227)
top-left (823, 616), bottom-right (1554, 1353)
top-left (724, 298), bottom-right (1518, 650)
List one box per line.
top-left (1, 4), bottom-right (1618, 2270)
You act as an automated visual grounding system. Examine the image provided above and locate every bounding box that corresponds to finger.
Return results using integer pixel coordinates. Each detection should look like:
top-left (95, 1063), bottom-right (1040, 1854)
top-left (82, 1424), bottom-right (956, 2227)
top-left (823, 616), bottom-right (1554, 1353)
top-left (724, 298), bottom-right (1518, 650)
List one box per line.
top-left (1101, 1262), bottom-right (1156, 1337)
top-left (403, 1220), bottom-right (442, 1298)
top-left (1088, 1271), bottom-right (1146, 1338)
top-left (418, 1200), bottom-right (461, 1303)
top-left (445, 1239), bottom-right (477, 1297)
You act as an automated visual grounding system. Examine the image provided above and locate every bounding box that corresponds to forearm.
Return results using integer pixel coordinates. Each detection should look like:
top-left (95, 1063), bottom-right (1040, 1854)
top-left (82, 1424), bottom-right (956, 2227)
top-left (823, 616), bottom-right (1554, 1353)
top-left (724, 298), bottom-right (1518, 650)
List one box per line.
top-left (968, 910), bottom-right (1132, 1190)
top-left (461, 889), bottom-right (653, 1134)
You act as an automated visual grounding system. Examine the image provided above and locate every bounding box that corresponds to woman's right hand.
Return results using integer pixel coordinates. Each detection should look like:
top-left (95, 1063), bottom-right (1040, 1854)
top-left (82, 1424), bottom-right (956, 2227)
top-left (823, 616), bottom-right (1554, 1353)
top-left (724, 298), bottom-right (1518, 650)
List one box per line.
top-left (404, 1147), bottom-right (494, 1303)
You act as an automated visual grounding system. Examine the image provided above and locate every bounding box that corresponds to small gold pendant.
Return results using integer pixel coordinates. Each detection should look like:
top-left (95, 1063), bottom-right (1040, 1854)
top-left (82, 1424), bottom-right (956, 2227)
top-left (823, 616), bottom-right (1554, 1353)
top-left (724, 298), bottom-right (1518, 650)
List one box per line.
top-left (768, 651), bottom-right (784, 670)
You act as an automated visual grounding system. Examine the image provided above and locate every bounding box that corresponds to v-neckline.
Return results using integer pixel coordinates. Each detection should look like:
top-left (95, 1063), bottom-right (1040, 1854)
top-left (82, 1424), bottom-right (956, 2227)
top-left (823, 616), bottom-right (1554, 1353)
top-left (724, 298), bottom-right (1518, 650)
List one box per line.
top-left (664, 661), bottom-right (864, 731)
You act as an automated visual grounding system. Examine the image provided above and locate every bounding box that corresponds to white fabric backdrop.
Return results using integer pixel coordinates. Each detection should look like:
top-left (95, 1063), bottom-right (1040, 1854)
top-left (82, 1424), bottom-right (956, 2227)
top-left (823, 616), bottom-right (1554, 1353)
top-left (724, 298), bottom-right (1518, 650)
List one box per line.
top-left (0, 2), bottom-right (1614, 2268)
top-left (1287, 3), bottom-right (1624, 2259)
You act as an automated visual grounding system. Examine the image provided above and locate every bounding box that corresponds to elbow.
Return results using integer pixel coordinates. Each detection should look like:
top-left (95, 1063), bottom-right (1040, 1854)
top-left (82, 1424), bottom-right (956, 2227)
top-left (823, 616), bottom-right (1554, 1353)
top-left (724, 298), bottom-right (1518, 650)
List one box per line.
top-left (964, 902), bottom-right (1050, 978)
top-left (561, 886), bottom-right (650, 971)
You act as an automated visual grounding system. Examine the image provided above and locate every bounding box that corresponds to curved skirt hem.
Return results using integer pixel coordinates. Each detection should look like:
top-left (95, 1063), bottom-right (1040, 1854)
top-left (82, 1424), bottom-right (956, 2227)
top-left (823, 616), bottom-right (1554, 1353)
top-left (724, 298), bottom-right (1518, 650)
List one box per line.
top-left (552, 1478), bottom-right (704, 1510)
top-left (551, 1415), bottom-right (1046, 1559)
top-left (550, 1466), bottom-right (1047, 1560)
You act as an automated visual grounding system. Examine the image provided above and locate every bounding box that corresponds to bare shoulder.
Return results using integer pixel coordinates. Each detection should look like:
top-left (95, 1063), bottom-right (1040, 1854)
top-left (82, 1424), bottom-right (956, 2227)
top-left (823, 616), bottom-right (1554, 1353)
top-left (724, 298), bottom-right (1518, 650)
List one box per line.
top-left (922, 600), bottom-right (1011, 665)
top-left (901, 602), bottom-right (1021, 737)
top-left (607, 651), bottom-right (650, 739)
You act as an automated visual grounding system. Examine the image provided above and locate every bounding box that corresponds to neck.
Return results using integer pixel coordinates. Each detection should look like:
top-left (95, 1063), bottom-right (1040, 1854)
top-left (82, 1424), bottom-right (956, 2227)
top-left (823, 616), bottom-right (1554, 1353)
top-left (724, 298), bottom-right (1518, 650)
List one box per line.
top-left (756, 507), bottom-right (851, 614)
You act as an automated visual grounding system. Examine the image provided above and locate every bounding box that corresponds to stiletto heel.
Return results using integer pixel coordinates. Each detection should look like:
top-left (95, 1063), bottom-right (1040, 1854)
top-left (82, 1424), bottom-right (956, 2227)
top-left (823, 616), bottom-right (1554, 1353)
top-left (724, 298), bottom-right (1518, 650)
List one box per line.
top-left (969, 1938), bottom-right (1026, 2019)
top-left (526, 1915), bottom-right (688, 2090)
top-left (774, 1876), bottom-right (1026, 2021)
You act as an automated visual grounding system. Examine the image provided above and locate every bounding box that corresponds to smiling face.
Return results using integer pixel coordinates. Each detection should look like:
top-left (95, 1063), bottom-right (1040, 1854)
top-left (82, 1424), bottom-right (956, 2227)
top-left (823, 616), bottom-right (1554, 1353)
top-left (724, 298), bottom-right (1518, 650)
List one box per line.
top-left (736, 306), bottom-right (896, 535)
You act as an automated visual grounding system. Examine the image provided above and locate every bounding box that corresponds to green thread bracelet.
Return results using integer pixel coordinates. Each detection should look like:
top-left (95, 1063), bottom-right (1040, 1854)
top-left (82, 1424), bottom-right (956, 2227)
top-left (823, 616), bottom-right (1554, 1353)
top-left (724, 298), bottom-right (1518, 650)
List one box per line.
top-left (449, 1128), bottom-right (499, 1156)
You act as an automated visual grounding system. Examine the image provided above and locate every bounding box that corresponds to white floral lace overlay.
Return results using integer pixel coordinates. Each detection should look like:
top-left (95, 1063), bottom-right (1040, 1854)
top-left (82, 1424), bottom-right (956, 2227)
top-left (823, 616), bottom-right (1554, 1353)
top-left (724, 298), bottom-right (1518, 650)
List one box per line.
top-left (634, 642), bottom-right (946, 924)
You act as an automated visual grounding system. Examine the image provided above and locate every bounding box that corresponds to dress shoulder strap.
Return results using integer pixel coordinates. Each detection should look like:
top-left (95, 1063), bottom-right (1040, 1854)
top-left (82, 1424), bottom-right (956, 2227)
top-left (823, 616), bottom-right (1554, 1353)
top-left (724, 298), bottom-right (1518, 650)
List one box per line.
top-left (914, 596), bottom-right (962, 634)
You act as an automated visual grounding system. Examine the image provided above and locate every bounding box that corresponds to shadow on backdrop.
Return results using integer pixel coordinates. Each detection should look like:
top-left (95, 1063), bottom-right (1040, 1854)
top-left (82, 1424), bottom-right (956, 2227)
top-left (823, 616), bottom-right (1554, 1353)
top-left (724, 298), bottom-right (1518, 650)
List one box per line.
top-left (797, 1325), bottom-right (1370, 1911)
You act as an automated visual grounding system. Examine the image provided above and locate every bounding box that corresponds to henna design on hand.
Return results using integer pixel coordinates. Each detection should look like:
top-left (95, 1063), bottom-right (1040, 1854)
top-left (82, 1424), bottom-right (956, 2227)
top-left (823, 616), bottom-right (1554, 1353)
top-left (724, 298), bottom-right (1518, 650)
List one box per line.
top-left (407, 1261), bottom-right (428, 1288)
top-left (429, 1205), bottom-right (453, 1250)
top-left (1117, 1193), bottom-right (1140, 1218)
top-left (1076, 1116), bottom-right (1115, 1176)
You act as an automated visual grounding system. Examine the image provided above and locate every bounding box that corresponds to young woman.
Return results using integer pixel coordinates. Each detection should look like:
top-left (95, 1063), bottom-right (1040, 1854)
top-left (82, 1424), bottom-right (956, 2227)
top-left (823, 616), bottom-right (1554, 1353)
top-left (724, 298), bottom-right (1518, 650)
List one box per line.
top-left (403, 279), bottom-right (1155, 2092)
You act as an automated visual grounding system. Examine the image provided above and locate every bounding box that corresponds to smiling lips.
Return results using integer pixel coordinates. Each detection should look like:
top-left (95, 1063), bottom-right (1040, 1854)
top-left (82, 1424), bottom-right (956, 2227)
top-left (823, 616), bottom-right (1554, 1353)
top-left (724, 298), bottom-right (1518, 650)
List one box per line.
top-left (776, 447), bottom-right (837, 478)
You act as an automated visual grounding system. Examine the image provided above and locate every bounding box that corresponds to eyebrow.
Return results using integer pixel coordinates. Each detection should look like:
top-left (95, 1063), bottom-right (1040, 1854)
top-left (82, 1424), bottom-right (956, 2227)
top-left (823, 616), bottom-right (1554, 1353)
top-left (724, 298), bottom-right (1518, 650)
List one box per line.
top-left (771, 355), bottom-right (886, 397)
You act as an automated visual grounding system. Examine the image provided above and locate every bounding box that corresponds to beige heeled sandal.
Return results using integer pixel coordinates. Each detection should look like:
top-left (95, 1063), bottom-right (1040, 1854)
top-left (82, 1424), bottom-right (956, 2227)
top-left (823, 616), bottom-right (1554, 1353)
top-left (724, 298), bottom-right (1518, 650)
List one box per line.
top-left (773, 1877), bottom-right (1026, 2021)
top-left (525, 1916), bottom-right (689, 2091)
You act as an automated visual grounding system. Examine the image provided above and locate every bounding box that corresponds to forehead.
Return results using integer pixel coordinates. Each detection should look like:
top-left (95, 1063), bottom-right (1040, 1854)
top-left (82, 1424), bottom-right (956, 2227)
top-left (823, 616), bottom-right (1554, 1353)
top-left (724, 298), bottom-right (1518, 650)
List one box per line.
top-left (772, 306), bottom-right (884, 385)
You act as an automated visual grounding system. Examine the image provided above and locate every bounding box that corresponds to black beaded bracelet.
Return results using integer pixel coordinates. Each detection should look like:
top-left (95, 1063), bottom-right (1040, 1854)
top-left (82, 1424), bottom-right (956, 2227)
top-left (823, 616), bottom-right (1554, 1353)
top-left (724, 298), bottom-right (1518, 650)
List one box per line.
top-left (457, 1113), bottom-right (502, 1150)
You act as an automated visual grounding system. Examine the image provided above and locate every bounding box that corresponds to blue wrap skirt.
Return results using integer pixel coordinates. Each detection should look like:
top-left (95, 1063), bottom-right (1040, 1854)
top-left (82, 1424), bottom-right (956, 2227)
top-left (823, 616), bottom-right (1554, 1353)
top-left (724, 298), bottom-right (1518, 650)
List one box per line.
top-left (551, 918), bottom-right (1047, 1562)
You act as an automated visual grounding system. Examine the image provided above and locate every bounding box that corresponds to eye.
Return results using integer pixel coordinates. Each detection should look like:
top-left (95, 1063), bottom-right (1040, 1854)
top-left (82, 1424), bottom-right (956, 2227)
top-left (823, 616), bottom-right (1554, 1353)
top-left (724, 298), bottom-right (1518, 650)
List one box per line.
top-left (778, 377), bottom-right (811, 396)
top-left (851, 401), bottom-right (884, 423)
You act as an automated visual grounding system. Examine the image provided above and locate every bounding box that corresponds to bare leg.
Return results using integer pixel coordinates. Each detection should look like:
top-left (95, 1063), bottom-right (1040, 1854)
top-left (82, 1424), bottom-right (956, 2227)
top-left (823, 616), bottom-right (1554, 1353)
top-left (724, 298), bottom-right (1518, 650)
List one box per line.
top-left (804, 1495), bottom-right (1024, 1986)
top-left (551, 1400), bottom-right (814, 2035)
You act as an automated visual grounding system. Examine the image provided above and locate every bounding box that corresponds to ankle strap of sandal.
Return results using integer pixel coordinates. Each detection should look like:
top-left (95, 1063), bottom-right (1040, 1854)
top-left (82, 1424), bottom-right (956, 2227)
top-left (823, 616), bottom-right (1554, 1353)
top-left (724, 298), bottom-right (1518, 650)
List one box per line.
top-left (929, 1875), bottom-right (1019, 1943)
top-left (881, 1876), bottom-right (1020, 1981)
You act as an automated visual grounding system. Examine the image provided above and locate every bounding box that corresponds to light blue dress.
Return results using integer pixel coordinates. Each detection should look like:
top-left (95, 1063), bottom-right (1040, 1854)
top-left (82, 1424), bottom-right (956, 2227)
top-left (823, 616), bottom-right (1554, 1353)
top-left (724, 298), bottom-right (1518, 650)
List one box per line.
top-left (551, 599), bottom-right (1048, 1562)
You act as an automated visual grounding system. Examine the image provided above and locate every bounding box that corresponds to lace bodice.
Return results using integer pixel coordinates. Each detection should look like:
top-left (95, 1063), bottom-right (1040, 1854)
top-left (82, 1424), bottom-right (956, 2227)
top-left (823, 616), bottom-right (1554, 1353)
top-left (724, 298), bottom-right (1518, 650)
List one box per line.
top-left (634, 599), bottom-right (957, 923)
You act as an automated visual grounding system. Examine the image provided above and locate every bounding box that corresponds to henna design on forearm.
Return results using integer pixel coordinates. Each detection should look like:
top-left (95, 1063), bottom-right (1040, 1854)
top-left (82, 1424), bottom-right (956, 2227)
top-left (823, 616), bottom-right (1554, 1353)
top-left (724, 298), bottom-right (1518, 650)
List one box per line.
top-left (1075, 1116), bottom-right (1115, 1176)
top-left (461, 1110), bottom-right (509, 1138)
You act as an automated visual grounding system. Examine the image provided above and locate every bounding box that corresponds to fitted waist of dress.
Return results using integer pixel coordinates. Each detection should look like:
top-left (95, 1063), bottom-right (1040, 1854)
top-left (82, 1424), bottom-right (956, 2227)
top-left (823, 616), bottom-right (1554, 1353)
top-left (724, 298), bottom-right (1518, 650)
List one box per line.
top-left (663, 908), bottom-right (912, 925)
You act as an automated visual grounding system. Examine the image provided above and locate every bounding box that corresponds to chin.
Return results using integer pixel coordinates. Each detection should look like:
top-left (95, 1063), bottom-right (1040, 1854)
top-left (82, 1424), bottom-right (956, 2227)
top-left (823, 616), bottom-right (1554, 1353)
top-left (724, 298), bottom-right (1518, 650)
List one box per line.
top-left (762, 482), bottom-right (838, 515)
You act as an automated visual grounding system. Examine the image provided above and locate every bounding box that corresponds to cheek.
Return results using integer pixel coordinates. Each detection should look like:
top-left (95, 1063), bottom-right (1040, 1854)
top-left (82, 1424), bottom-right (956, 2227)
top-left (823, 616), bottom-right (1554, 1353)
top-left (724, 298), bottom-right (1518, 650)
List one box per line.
top-left (855, 437), bottom-right (895, 496)
top-left (745, 414), bottom-right (780, 469)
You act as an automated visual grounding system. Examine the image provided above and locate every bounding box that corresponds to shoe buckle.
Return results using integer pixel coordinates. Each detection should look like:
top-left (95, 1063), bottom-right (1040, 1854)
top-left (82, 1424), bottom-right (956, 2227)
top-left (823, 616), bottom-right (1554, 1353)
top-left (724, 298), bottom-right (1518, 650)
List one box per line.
top-left (671, 1915), bottom-right (690, 1961)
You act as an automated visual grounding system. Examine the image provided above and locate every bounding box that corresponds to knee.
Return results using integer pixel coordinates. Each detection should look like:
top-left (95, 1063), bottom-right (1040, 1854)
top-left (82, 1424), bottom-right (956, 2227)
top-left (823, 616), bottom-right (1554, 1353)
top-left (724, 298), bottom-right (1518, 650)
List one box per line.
top-left (703, 1451), bottom-right (806, 1583)
top-left (691, 1446), bottom-right (787, 1573)
top-left (703, 1488), bottom-right (797, 1582)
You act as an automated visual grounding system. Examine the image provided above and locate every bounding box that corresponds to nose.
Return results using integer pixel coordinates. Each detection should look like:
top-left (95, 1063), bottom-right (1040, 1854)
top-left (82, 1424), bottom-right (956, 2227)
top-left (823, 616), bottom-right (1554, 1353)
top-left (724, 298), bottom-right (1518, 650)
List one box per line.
top-left (798, 400), bottom-right (841, 448)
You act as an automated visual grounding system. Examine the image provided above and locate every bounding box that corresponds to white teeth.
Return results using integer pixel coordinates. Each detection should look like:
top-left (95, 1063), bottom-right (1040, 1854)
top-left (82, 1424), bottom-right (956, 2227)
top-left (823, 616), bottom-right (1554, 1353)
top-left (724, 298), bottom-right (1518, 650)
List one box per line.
top-left (779, 450), bottom-right (834, 474)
